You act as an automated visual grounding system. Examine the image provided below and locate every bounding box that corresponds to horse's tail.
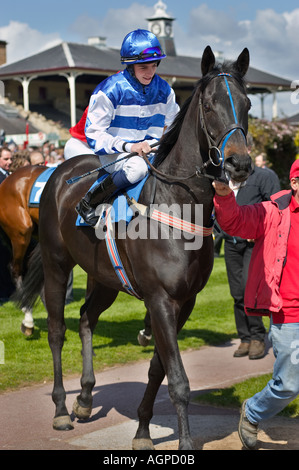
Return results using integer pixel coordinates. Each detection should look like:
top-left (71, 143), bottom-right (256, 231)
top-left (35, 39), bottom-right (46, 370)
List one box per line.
top-left (12, 243), bottom-right (44, 309)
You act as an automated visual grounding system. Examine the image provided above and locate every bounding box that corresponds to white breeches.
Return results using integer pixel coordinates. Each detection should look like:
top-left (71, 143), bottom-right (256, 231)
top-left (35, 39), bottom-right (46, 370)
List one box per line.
top-left (64, 137), bottom-right (94, 159)
top-left (64, 138), bottom-right (149, 185)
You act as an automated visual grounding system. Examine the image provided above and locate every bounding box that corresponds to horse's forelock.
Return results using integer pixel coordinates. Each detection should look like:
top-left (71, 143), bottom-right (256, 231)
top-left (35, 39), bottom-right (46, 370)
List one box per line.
top-left (200, 62), bottom-right (246, 92)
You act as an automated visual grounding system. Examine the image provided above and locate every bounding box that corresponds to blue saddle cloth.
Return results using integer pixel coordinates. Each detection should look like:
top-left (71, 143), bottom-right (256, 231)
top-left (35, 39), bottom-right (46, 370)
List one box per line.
top-left (29, 167), bottom-right (57, 207)
top-left (75, 173), bottom-right (149, 226)
top-left (76, 156), bottom-right (155, 226)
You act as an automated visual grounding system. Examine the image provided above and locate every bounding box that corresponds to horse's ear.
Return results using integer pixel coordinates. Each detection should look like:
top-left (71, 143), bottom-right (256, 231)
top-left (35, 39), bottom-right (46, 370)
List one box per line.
top-left (234, 48), bottom-right (250, 77)
top-left (201, 46), bottom-right (216, 76)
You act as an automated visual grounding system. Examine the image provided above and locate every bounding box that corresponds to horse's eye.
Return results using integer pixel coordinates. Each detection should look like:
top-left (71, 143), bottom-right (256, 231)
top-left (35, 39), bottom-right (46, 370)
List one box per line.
top-left (247, 98), bottom-right (252, 110)
top-left (203, 103), bottom-right (210, 112)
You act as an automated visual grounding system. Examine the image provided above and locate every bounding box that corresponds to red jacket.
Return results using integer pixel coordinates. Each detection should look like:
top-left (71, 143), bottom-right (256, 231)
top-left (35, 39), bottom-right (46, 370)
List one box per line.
top-left (214, 189), bottom-right (292, 318)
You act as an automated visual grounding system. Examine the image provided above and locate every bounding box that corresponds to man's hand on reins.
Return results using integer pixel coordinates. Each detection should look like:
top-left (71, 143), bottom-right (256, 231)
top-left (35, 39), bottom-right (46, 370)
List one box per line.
top-left (131, 141), bottom-right (152, 156)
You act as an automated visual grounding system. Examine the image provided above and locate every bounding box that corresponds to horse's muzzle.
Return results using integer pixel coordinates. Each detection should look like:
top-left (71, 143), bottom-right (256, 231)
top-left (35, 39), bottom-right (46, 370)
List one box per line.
top-left (224, 154), bottom-right (253, 182)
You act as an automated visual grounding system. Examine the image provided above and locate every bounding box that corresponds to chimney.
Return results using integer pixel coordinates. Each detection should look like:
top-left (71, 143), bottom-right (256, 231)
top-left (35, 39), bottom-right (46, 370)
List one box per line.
top-left (88, 36), bottom-right (107, 48)
top-left (0, 40), bottom-right (7, 65)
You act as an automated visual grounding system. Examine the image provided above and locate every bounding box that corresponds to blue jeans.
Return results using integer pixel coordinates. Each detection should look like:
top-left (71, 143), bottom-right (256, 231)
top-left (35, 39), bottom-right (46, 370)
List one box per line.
top-left (246, 319), bottom-right (299, 425)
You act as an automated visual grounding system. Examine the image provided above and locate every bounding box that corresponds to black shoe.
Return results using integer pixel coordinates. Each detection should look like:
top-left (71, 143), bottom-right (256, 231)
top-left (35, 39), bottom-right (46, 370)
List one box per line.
top-left (76, 175), bottom-right (118, 227)
top-left (76, 198), bottom-right (99, 227)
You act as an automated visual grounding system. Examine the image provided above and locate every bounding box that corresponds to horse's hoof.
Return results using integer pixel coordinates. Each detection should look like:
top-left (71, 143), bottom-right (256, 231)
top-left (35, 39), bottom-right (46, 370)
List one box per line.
top-left (20, 323), bottom-right (34, 336)
top-left (72, 397), bottom-right (92, 420)
top-left (53, 415), bottom-right (74, 431)
top-left (137, 330), bottom-right (152, 347)
top-left (132, 438), bottom-right (155, 450)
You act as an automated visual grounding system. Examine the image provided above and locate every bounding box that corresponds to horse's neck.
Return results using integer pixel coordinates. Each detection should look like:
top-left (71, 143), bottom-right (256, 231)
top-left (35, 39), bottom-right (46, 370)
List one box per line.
top-left (149, 101), bottom-right (214, 220)
top-left (160, 99), bottom-right (203, 175)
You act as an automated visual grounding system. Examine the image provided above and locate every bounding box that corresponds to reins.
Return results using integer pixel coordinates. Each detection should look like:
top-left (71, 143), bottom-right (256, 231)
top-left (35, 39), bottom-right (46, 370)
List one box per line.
top-left (66, 142), bottom-right (159, 185)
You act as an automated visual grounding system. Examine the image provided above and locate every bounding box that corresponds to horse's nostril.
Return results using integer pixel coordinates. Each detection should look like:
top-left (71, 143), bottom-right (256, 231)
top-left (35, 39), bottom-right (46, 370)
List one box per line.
top-left (230, 155), bottom-right (240, 170)
top-left (224, 154), bottom-right (253, 182)
top-left (226, 154), bottom-right (252, 171)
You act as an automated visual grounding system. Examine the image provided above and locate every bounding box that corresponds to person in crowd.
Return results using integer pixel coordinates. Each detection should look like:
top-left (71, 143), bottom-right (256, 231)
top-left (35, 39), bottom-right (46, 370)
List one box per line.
top-left (221, 162), bottom-right (280, 360)
top-left (0, 146), bottom-right (15, 303)
top-left (42, 141), bottom-right (51, 162)
top-left (10, 150), bottom-right (30, 172)
top-left (0, 146), bottom-right (12, 182)
top-left (72, 29), bottom-right (179, 226)
top-left (213, 159), bottom-right (299, 449)
top-left (255, 153), bottom-right (267, 168)
top-left (29, 150), bottom-right (45, 166)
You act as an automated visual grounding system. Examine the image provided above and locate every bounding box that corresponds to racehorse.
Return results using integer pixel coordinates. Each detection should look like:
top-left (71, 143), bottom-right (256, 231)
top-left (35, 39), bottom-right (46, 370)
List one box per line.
top-left (15, 46), bottom-right (252, 450)
top-left (0, 164), bottom-right (46, 335)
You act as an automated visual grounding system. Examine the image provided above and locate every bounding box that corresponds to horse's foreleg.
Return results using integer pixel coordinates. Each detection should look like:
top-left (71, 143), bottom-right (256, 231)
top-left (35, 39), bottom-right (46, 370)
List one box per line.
top-left (134, 296), bottom-right (195, 450)
top-left (48, 312), bottom-right (73, 430)
top-left (45, 266), bottom-right (74, 431)
top-left (165, 297), bottom-right (196, 450)
top-left (133, 350), bottom-right (165, 450)
top-left (73, 285), bottom-right (118, 422)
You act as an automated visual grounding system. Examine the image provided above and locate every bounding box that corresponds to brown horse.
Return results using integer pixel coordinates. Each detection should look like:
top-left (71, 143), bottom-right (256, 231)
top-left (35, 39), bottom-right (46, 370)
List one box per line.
top-left (15, 47), bottom-right (252, 449)
top-left (0, 165), bottom-right (47, 334)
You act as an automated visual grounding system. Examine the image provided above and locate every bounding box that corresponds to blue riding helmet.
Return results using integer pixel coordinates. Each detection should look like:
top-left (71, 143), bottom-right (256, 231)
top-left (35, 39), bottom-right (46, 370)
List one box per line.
top-left (120, 29), bottom-right (166, 64)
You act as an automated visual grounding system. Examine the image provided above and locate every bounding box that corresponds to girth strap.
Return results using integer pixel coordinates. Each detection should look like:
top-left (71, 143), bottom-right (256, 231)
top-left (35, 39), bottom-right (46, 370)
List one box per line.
top-left (104, 206), bottom-right (142, 299)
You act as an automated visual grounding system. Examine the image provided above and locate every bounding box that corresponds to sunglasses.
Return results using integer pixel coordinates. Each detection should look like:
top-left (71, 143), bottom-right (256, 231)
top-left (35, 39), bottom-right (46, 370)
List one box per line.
top-left (122, 46), bottom-right (164, 62)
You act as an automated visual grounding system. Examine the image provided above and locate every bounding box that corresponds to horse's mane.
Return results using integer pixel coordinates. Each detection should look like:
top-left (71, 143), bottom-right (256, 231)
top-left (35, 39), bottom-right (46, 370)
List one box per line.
top-left (154, 61), bottom-right (247, 168)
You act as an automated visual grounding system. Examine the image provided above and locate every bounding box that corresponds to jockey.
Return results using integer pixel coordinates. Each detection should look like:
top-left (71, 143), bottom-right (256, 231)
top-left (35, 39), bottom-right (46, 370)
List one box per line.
top-left (75, 28), bottom-right (179, 226)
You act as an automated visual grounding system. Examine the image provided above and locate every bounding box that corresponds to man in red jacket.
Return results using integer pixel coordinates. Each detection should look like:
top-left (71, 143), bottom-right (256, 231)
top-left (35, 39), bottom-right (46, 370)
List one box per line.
top-left (213, 159), bottom-right (299, 450)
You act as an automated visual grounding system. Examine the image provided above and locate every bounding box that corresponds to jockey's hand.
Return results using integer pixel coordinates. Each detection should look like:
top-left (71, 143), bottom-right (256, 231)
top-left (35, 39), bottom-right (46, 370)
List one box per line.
top-left (212, 180), bottom-right (232, 197)
top-left (131, 141), bottom-right (152, 156)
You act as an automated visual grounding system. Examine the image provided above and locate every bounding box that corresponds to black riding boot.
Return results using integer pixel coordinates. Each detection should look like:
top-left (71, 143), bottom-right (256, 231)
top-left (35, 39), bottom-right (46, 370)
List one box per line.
top-left (76, 174), bottom-right (118, 227)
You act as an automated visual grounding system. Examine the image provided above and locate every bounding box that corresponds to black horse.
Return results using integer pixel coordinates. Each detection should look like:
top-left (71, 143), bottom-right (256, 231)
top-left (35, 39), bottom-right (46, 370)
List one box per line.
top-left (16, 46), bottom-right (252, 450)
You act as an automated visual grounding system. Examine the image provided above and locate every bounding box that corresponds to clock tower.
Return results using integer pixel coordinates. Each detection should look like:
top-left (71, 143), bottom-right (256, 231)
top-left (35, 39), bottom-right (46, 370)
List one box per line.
top-left (147, 1), bottom-right (176, 56)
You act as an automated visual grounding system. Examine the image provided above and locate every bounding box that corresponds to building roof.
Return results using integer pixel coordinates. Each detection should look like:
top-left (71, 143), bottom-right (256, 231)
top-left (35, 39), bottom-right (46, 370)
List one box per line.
top-left (0, 104), bottom-right (38, 135)
top-left (286, 112), bottom-right (299, 125)
top-left (0, 41), bottom-right (291, 93)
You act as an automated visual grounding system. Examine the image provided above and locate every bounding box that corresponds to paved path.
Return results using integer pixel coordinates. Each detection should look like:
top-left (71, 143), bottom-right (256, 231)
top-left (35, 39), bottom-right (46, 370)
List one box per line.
top-left (1, 338), bottom-right (298, 451)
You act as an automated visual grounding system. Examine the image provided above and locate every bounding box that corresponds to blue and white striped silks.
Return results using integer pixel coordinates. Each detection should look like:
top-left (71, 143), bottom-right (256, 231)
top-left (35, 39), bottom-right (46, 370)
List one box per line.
top-left (85, 68), bottom-right (179, 156)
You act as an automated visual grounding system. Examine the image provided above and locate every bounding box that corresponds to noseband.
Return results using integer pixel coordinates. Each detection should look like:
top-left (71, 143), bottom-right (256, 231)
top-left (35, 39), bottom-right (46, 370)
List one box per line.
top-left (198, 73), bottom-right (247, 171)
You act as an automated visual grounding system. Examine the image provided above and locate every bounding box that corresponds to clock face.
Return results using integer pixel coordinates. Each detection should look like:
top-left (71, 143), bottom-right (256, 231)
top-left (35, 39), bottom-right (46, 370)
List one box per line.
top-left (151, 22), bottom-right (161, 35)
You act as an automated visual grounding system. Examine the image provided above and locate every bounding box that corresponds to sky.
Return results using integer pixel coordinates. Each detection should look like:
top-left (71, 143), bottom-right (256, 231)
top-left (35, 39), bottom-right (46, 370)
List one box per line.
top-left (0, 0), bottom-right (298, 120)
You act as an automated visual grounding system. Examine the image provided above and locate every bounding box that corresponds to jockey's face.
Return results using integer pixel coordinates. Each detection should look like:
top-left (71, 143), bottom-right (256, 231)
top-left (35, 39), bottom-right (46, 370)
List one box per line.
top-left (133, 62), bottom-right (158, 85)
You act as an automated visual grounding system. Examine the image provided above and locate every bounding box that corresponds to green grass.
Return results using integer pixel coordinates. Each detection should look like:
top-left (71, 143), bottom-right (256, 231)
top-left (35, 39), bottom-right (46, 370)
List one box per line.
top-left (193, 373), bottom-right (299, 418)
top-left (0, 255), bottom-right (235, 391)
top-left (0, 255), bottom-right (298, 417)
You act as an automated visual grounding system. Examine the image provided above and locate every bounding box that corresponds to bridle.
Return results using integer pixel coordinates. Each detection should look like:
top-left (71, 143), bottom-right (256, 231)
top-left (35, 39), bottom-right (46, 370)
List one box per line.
top-left (145, 72), bottom-right (248, 184)
top-left (196, 73), bottom-right (247, 176)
